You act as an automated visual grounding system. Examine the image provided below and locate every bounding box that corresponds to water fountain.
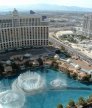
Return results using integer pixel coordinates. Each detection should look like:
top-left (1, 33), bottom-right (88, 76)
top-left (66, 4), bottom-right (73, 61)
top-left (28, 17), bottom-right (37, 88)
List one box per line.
top-left (50, 78), bottom-right (67, 88)
top-left (0, 90), bottom-right (25, 108)
top-left (12, 71), bottom-right (46, 94)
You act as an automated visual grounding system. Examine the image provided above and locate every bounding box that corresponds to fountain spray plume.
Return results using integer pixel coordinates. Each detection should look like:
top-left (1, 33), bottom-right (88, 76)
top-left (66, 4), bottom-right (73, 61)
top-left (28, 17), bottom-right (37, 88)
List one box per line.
top-left (12, 70), bottom-right (46, 95)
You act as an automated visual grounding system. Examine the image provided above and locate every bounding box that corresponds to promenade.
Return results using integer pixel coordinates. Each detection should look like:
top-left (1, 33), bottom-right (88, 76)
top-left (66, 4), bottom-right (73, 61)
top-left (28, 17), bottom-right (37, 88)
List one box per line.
top-left (0, 47), bottom-right (56, 61)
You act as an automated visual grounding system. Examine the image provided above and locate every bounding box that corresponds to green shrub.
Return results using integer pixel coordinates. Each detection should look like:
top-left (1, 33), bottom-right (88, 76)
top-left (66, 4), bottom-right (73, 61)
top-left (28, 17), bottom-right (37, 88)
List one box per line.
top-left (57, 104), bottom-right (63, 108)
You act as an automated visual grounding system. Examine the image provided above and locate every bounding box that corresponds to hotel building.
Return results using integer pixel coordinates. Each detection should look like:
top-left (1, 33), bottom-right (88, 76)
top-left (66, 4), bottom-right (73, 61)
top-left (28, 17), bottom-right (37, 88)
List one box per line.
top-left (82, 14), bottom-right (92, 37)
top-left (0, 9), bottom-right (48, 51)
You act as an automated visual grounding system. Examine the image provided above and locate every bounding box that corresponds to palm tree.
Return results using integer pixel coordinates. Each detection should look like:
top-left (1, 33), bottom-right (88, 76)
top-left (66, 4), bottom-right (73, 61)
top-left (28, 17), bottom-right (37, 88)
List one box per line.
top-left (87, 95), bottom-right (92, 103)
top-left (37, 58), bottom-right (43, 66)
top-left (57, 104), bottom-right (63, 108)
top-left (55, 50), bottom-right (61, 54)
top-left (66, 99), bottom-right (76, 108)
top-left (61, 46), bottom-right (65, 51)
top-left (24, 61), bottom-right (30, 67)
top-left (11, 62), bottom-right (20, 70)
top-left (51, 60), bottom-right (59, 69)
top-left (0, 63), bottom-right (4, 76)
top-left (77, 97), bottom-right (87, 107)
top-left (82, 74), bottom-right (91, 82)
top-left (72, 73), bottom-right (78, 80)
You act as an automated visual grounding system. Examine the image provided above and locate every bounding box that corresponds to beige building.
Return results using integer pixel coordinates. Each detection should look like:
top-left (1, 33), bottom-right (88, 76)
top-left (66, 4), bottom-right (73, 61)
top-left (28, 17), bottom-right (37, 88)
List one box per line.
top-left (82, 14), bottom-right (92, 37)
top-left (0, 9), bottom-right (48, 50)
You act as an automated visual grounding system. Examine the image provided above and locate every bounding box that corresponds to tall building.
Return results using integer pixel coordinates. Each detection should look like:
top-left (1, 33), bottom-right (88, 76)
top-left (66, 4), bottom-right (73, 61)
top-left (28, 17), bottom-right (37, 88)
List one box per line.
top-left (0, 9), bottom-right (48, 51)
top-left (82, 14), bottom-right (92, 37)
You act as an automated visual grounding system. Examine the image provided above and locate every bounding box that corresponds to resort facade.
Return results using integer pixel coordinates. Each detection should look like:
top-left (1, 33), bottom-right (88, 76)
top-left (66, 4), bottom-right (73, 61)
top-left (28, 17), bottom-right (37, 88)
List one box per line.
top-left (0, 9), bottom-right (49, 51)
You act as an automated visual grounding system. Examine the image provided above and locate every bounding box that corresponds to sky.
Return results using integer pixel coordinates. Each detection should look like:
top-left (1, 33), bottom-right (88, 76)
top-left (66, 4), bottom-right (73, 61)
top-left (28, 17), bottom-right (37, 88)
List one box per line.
top-left (0, 0), bottom-right (92, 8)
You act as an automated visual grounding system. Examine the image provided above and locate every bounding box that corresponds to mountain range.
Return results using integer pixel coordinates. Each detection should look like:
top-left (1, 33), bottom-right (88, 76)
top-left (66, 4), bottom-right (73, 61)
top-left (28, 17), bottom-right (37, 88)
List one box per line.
top-left (28, 4), bottom-right (92, 12)
top-left (0, 4), bottom-right (92, 12)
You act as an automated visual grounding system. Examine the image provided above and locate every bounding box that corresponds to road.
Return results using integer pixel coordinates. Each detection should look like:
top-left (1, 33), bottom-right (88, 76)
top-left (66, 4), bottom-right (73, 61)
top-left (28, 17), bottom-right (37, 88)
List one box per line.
top-left (49, 36), bottom-right (92, 65)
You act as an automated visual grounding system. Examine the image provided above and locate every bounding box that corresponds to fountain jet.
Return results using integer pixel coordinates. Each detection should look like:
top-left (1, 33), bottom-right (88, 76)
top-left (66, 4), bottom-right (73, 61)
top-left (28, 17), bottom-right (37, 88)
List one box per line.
top-left (0, 90), bottom-right (25, 108)
top-left (12, 71), bottom-right (46, 94)
top-left (50, 78), bottom-right (67, 88)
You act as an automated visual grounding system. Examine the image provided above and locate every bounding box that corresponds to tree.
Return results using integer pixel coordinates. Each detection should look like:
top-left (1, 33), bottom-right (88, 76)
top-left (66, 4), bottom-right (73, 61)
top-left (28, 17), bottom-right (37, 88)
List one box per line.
top-left (29, 62), bottom-right (33, 67)
top-left (49, 42), bottom-right (53, 45)
top-left (57, 104), bottom-right (63, 108)
top-left (0, 63), bottom-right (4, 76)
top-left (37, 58), bottom-right (43, 66)
top-left (0, 63), bottom-right (4, 72)
top-left (82, 74), bottom-right (91, 82)
top-left (72, 73), bottom-right (78, 79)
top-left (55, 50), bottom-right (61, 54)
top-left (61, 46), bottom-right (65, 51)
top-left (11, 62), bottom-right (20, 70)
top-left (66, 99), bottom-right (76, 108)
top-left (87, 95), bottom-right (92, 103)
top-left (50, 60), bottom-right (59, 69)
top-left (77, 97), bottom-right (87, 107)
top-left (24, 61), bottom-right (30, 67)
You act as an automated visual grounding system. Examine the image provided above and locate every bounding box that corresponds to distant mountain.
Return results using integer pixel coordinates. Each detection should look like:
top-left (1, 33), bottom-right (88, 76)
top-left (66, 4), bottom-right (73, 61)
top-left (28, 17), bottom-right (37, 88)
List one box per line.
top-left (28, 4), bottom-right (92, 12)
top-left (0, 4), bottom-right (92, 12)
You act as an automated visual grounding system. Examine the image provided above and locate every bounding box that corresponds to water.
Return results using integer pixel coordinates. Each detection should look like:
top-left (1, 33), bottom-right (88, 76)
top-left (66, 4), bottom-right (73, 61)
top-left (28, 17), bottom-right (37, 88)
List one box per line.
top-left (12, 71), bottom-right (46, 94)
top-left (0, 90), bottom-right (25, 108)
top-left (24, 90), bottom-right (91, 108)
top-left (0, 68), bottom-right (92, 108)
top-left (50, 78), bottom-right (67, 88)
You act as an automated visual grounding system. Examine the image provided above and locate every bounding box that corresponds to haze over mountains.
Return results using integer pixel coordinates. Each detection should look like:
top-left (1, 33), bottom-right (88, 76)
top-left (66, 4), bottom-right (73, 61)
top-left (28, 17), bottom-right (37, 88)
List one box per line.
top-left (29, 4), bottom-right (92, 12)
top-left (1, 4), bottom-right (92, 12)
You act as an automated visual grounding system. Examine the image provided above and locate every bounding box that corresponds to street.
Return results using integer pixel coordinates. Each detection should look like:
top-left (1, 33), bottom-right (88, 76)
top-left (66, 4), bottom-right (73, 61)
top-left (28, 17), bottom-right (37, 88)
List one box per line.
top-left (49, 36), bottom-right (92, 65)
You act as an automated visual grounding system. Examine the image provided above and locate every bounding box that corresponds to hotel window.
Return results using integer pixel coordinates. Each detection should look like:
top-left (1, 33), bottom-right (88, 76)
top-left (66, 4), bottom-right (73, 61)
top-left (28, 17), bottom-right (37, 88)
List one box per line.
top-left (32, 18), bottom-right (34, 26)
top-left (1, 44), bottom-right (3, 48)
top-left (13, 19), bottom-right (18, 27)
top-left (29, 19), bottom-right (31, 25)
top-left (26, 19), bottom-right (28, 26)
top-left (37, 18), bottom-right (40, 25)
top-left (24, 27), bottom-right (26, 39)
top-left (20, 19), bottom-right (22, 26)
top-left (21, 28), bottom-right (23, 38)
top-left (27, 28), bottom-right (29, 36)
top-left (35, 19), bottom-right (37, 25)
top-left (41, 27), bottom-right (43, 39)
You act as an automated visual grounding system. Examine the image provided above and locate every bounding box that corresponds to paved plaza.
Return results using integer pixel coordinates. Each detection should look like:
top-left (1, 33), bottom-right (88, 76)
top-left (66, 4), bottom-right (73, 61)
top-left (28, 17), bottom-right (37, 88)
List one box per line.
top-left (0, 47), bottom-right (56, 61)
